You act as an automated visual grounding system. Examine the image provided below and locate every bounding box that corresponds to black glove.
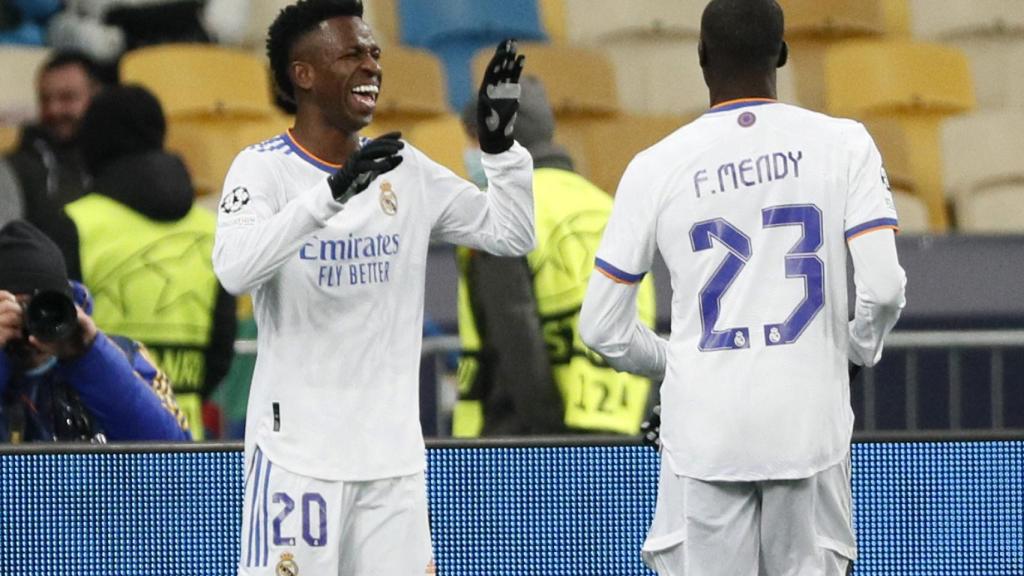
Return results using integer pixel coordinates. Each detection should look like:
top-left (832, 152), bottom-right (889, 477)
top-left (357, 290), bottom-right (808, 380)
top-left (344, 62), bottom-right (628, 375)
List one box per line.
top-left (848, 361), bottom-right (863, 383)
top-left (327, 132), bottom-right (404, 204)
top-left (640, 405), bottom-right (661, 452)
top-left (476, 39), bottom-right (525, 154)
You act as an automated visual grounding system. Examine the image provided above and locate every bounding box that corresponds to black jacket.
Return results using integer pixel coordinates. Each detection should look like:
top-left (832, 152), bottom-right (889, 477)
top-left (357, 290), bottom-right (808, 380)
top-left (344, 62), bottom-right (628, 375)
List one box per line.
top-left (5, 125), bottom-right (90, 240)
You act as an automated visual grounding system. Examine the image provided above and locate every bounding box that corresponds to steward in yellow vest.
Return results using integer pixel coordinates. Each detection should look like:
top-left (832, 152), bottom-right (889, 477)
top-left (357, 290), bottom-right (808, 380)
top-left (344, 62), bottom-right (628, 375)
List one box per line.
top-left (56, 86), bottom-right (236, 439)
top-left (453, 77), bottom-right (657, 437)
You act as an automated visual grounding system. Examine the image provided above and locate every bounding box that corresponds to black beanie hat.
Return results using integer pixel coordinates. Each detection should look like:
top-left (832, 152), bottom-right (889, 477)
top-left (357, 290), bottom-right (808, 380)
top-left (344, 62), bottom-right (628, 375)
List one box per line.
top-left (78, 84), bottom-right (167, 175)
top-left (0, 220), bottom-right (72, 297)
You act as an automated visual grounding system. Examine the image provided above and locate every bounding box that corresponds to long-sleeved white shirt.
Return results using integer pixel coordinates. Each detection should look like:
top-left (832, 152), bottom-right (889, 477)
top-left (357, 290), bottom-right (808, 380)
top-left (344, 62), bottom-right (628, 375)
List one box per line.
top-left (213, 132), bottom-right (534, 480)
top-left (580, 101), bottom-right (906, 481)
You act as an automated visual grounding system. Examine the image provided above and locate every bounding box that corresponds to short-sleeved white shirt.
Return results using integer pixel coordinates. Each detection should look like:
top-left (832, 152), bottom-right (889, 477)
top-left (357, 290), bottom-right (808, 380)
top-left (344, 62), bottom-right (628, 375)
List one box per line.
top-left (595, 100), bottom-right (898, 480)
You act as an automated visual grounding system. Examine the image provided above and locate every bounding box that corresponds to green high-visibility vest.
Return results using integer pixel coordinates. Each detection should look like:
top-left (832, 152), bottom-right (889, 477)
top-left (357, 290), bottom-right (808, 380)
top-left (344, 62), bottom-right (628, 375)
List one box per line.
top-left (65, 194), bottom-right (219, 438)
top-left (453, 168), bottom-right (656, 437)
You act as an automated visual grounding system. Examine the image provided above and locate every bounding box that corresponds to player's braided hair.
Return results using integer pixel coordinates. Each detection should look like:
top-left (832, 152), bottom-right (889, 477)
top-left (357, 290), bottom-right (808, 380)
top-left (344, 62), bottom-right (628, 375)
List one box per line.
top-left (266, 0), bottom-right (365, 105)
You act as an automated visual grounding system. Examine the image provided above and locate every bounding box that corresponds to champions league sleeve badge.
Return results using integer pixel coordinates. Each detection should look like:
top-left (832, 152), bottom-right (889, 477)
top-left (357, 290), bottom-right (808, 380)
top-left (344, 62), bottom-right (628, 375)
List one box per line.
top-left (379, 181), bottom-right (398, 216)
top-left (220, 186), bottom-right (251, 214)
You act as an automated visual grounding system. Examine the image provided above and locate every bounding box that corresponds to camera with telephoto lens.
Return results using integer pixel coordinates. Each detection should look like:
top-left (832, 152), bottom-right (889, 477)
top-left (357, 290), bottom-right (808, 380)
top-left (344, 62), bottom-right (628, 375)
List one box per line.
top-left (22, 290), bottom-right (78, 342)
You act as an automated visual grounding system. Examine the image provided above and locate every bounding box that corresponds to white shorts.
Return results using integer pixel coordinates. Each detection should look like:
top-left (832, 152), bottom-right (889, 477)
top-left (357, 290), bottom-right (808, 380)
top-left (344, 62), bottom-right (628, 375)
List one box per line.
top-left (238, 447), bottom-right (434, 576)
top-left (642, 455), bottom-right (856, 576)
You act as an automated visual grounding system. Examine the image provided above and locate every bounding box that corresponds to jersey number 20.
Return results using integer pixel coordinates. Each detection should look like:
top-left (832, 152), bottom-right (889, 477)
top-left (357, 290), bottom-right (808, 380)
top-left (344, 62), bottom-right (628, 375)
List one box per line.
top-left (689, 203), bottom-right (824, 351)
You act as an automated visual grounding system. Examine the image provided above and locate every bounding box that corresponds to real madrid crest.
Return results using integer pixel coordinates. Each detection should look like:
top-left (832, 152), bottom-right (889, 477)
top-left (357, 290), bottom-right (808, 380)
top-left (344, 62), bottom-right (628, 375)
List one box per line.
top-left (276, 552), bottom-right (298, 576)
top-left (379, 180), bottom-right (398, 216)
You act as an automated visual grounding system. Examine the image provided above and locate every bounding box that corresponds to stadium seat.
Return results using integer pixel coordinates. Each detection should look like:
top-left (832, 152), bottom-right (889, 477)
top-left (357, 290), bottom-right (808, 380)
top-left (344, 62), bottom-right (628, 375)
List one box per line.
top-left (825, 39), bottom-right (975, 231)
top-left (602, 38), bottom-right (709, 116)
top-left (909, 0), bottom-right (1024, 40)
top-left (537, 0), bottom-right (568, 44)
top-left (471, 42), bottom-right (619, 117)
top-left (891, 190), bottom-right (931, 234)
top-left (364, 114), bottom-right (470, 179)
top-left (167, 114), bottom-right (292, 197)
top-left (376, 46), bottom-right (449, 119)
top-left (398, 0), bottom-right (547, 109)
top-left (954, 183), bottom-right (1024, 233)
top-left (0, 45), bottom-right (49, 125)
top-left (364, 0), bottom-right (400, 46)
top-left (406, 114), bottom-right (471, 179)
top-left (911, 1), bottom-right (1024, 111)
top-left (361, 46), bottom-right (450, 141)
top-left (121, 44), bottom-right (276, 120)
top-left (778, 0), bottom-right (897, 111)
top-left (558, 113), bottom-right (688, 196)
top-left (559, 0), bottom-right (709, 116)
top-left (942, 110), bottom-right (1024, 232)
top-left (241, 0), bottom-right (290, 54)
top-left (563, 0), bottom-right (703, 43)
top-left (862, 118), bottom-right (931, 233)
top-left (0, 124), bottom-right (19, 153)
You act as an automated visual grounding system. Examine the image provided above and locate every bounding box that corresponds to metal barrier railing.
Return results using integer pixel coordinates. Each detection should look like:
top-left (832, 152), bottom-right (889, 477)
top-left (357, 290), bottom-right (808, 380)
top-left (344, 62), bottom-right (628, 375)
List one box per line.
top-left (234, 330), bottom-right (1024, 437)
top-left (864, 330), bottom-right (1024, 432)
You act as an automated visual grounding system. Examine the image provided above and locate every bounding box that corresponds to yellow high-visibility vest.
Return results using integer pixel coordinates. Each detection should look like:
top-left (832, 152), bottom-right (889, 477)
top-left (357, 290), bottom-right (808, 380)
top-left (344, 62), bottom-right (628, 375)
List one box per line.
top-left (453, 168), bottom-right (656, 437)
top-left (65, 194), bottom-right (220, 438)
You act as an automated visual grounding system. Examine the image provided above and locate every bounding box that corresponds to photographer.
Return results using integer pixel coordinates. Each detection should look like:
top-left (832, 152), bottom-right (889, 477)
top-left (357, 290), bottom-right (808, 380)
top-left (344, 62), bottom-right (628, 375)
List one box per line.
top-left (0, 220), bottom-right (191, 443)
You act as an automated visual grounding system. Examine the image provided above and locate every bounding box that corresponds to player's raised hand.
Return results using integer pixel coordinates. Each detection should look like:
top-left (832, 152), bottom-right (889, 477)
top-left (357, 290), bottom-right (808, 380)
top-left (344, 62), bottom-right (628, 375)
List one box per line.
top-left (640, 404), bottom-right (661, 452)
top-left (327, 132), bottom-right (405, 204)
top-left (476, 39), bottom-right (525, 154)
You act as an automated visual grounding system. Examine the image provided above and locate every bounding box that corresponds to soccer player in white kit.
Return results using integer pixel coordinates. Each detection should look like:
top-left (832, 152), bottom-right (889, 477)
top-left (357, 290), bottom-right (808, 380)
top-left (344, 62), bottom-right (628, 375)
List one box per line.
top-left (211, 1), bottom-right (533, 574)
top-left (579, 0), bottom-right (907, 574)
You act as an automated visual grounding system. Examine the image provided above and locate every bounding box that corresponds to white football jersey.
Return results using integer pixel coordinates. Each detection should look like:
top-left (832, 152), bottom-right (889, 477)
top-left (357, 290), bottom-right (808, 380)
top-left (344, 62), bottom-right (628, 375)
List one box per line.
top-left (595, 100), bottom-right (899, 481)
top-left (214, 131), bottom-right (534, 480)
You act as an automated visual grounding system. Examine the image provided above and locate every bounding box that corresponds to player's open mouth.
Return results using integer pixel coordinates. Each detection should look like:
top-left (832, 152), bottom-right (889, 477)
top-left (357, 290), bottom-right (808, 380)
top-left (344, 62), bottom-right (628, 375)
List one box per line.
top-left (351, 84), bottom-right (379, 112)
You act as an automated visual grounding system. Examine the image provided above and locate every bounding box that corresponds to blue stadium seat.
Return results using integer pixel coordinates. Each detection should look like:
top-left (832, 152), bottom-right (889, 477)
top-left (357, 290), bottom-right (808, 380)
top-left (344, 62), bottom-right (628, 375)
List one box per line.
top-left (398, 0), bottom-right (547, 109)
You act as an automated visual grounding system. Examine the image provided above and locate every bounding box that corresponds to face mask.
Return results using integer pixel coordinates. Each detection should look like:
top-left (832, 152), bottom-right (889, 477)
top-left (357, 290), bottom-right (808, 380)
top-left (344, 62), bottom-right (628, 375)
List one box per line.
top-left (463, 147), bottom-right (487, 189)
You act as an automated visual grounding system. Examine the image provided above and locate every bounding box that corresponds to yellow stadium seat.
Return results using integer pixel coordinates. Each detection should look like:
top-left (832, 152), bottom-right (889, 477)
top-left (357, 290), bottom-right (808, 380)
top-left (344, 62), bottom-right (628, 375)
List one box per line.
top-left (558, 113), bottom-right (689, 196)
top-left (891, 189), bottom-right (930, 234)
top-left (563, 0), bottom-right (703, 43)
top-left (538, 0), bottom-right (569, 44)
top-left (942, 110), bottom-right (1024, 232)
top-left (365, 114), bottom-right (474, 180)
top-left (365, 46), bottom-right (450, 140)
top-left (364, 0), bottom-right (400, 46)
top-left (954, 183), bottom-right (1024, 233)
top-left (376, 46), bottom-right (449, 119)
top-left (778, 0), bottom-right (903, 111)
top-left (0, 46), bottom-right (49, 125)
top-left (861, 119), bottom-right (930, 233)
top-left (825, 40), bottom-right (974, 231)
top-left (472, 42), bottom-right (619, 118)
top-left (242, 0), bottom-right (289, 54)
top-left (911, 1), bottom-right (1024, 111)
top-left (167, 114), bottom-right (293, 196)
top-left (406, 114), bottom-right (471, 179)
top-left (558, 1), bottom-right (705, 116)
top-left (121, 44), bottom-right (275, 120)
top-left (910, 0), bottom-right (1024, 40)
top-left (781, 0), bottom-right (889, 37)
top-left (0, 124), bottom-right (19, 154)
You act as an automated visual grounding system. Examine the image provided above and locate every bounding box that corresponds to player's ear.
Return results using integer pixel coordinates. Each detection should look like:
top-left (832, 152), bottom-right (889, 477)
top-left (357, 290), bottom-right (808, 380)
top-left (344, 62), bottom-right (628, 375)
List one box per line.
top-left (291, 60), bottom-right (315, 92)
top-left (698, 40), bottom-right (708, 68)
top-left (777, 41), bottom-right (788, 68)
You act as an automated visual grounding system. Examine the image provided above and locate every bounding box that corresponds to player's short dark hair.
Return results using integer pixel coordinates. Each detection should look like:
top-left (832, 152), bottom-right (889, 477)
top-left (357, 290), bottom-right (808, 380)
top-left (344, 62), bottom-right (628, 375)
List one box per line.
top-left (266, 0), bottom-right (365, 104)
top-left (700, 0), bottom-right (785, 72)
top-left (40, 50), bottom-right (103, 84)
